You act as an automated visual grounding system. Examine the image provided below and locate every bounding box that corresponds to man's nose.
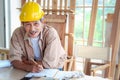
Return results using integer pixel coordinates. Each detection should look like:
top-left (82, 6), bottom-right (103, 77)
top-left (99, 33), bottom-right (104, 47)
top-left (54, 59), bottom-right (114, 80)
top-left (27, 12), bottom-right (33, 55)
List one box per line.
top-left (30, 24), bottom-right (35, 31)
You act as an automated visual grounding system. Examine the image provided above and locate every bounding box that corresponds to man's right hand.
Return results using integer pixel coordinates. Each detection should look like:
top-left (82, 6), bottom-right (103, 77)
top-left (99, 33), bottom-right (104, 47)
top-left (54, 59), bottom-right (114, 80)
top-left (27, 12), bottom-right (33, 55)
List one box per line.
top-left (11, 60), bottom-right (43, 72)
top-left (27, 64), bottom-right (43, 72)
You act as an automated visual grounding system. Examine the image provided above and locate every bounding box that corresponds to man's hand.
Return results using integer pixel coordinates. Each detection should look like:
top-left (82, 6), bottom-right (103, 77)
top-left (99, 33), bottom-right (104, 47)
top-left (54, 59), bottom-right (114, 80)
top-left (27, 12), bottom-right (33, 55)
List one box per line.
top-left (28, 64), bottom-right (43, 72)
top-left (12, 59), bottom-right (43, 72)
top-left (29, 58), bottom-right (43, 72)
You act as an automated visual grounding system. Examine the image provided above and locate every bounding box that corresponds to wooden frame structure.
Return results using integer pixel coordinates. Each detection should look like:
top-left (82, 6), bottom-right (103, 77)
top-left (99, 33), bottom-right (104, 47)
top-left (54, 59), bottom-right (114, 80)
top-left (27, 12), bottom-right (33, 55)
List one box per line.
top-left (109, 0), bottom-right (120, 79)
top-left (81, 0), bottom-right (119, 79)
top-left (102, 0), bottom-right (120, 79)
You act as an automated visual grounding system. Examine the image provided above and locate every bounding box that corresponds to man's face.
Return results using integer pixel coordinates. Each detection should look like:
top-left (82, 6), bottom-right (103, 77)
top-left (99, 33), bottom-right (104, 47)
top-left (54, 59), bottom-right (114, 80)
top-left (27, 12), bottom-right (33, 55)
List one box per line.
top-left (23, 20), bottom-right (43, 38)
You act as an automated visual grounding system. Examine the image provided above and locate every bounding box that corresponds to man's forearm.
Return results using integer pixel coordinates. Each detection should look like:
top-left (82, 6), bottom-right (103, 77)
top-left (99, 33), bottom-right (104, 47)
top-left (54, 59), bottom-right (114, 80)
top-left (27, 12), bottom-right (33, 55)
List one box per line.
top-left (11, 60), bottom-right (31, 72)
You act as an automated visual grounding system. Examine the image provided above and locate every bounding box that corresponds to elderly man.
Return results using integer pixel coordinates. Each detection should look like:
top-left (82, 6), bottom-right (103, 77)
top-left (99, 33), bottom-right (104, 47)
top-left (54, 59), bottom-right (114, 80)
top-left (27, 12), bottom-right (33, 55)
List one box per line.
top-left (9, 1), bottom-right (67, 72)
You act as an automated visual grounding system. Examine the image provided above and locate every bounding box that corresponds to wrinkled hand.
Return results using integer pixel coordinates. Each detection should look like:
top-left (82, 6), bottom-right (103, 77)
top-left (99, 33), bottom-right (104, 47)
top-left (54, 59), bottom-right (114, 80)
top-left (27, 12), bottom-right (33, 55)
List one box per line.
top-left (29, 64), bottom-right (43, 72)
top-left (22, 57), bottom-right (43, 72)
top-left (24, 62), bottom-right (43, 72)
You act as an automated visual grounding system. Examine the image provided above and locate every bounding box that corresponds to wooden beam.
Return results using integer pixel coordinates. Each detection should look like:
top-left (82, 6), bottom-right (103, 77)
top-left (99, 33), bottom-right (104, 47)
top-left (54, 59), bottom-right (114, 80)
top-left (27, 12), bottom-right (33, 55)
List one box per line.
top-left (68, 0), bottom-right (76, 71)
top-left (59, 0), bottom-right (63, 14)
top-left (47, 0), bottom-right (50, 14)
top-left (44, 18), bottom-right (66, 23)
top-left (112, 11), bottom-right (120, 80)
top-left (37, 0), bottom-right (41, 4)
top-left (64, 0), bottom-right (67, 14)
top-left (52, 0), bottom-right (57, 14)
top-left (88, 0), bottom-right (98, 46)
top-left (110, 0), bottom-right (120, 79)
top-left (21, 0), bottom-right (26, 7)
top-left (43, 9), bottom-right (74, 13)
top-left (68, 0), bottom-right (76, 56)
top-left (17, 8), bottom-right (74, 14)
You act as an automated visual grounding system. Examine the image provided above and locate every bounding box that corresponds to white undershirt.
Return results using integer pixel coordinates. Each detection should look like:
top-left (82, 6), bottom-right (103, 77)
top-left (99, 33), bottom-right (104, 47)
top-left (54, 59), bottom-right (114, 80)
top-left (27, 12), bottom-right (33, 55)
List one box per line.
top-left (30, 37), bottom-right (41, 60)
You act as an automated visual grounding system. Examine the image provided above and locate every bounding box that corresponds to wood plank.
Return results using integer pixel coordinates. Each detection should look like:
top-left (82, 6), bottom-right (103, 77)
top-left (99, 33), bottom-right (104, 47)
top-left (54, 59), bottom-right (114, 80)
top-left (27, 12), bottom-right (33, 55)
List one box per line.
top-left (60, 0), bottom-right (63, 14)
top-left (64, 0), bottom-right (67, 14)
top-left (44, 18), bottom-right (66, 23)
top-left (112, 11), bottom-right (120, 80)
top-left (43, 0), bottom-right (46, 9)
top-left (110, 0), bottom-right (120, 79)
top-left (68, 0), bottom-right (75, 56)
top-left (47, 0), bottom-right (50, 14)
top-left (43, 9), bottom-right (74, 13)
top-left (68, 0), bottom-right (76, 70)
top-left (88, 0), bottom-right (98, 46)
top-left (52, 0), bottom-right (57, 14)
top-left (37, 0), bottom-right (41, 4)
top-left (60, 0), bottom-right (63, 9)
top-left (21, 0), bottom-right (26, 7)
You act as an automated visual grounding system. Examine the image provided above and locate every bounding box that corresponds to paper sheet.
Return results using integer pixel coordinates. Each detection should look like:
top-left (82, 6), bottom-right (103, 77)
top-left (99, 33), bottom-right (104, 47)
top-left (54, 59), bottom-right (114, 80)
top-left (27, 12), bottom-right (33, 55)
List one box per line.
top-left (54, 71), bottom-right (85, 79)
top-left (0, 60), bottom-right (11, 68)
top-left (25, 69), bottom-right (85, 80)
top-left (25, 69), bottom-right (59, 77)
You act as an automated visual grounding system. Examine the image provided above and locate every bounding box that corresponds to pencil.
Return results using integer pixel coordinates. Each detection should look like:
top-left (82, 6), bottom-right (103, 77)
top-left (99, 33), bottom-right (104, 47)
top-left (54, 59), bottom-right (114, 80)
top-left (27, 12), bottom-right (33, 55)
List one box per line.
top-left (30, 58), bottom-right (38, 65)
top-left (30, 58), bottom-right (43, 70)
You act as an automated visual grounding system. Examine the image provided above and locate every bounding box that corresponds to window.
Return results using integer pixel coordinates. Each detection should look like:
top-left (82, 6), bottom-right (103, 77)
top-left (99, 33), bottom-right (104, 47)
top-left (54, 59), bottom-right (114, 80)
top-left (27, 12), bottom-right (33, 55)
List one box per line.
top-left (74, 0), bottom-right (116, 73)
top-left (74, 0), bottom-right (116, 47)
top-left (4, 0), bottom-right (21, 48)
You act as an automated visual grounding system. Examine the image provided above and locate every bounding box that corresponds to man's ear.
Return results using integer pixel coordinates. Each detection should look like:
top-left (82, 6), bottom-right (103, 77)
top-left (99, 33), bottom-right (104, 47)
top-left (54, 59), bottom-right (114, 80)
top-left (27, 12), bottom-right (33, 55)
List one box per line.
top-left (40, 17), bottom-right (45, 23)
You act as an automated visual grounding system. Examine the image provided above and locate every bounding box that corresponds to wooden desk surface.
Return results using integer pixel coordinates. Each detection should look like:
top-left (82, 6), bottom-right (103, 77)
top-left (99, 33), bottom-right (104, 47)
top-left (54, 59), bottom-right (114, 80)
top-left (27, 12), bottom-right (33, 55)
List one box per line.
top-left (0, 67), bottom-right (27, 80)
top-left (0, 67), bottom-right (109, 80)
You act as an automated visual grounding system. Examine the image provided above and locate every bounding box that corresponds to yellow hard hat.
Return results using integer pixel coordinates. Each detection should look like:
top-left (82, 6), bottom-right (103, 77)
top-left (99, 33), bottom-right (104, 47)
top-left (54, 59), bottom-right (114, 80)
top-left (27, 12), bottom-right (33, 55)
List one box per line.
top-left (20, 1), bottom-right (44, 22)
